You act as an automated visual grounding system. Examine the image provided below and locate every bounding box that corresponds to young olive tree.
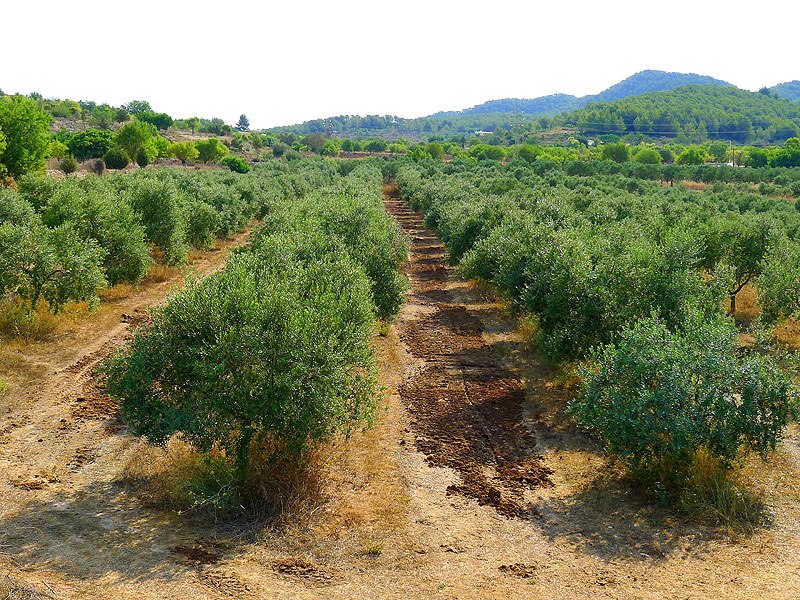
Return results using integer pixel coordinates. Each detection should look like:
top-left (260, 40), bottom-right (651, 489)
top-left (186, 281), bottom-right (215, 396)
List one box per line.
top-left (0, 221), bottom-right (107, 313)
top-left (569, 313), bottom-right (795, 493)
top-left (104, 239), bottom-right (378, 479)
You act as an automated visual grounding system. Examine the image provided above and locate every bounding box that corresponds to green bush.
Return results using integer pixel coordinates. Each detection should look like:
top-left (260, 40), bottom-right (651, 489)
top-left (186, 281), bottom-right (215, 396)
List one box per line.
top-left (16, 174), bottom-right (59, 210)
top-left (104, 241), bottom-right (378, 480)
top-left (0, 221), bottom-right (107, 313)
top-left (67, 129), bottom-right (114, 160)
top-left (184, 200), bottom-right (222, 250)
top-left (104, 147), bottom-right (129, 170)
top-left (135, 147), bottom-right (150, 168)
top-left (758, 236), bottom-right (800, 325)
top-left (220, 155), bottom-right (251, 173)
top-left (124, 175), bottom-right (188, 265)
top-left (42, 182), bottom-right (152, 285)
top-left (60, 155), bottom-right (78, 174)
top-left (569, 313), bottom-right (795, 493)
top-left (196, 138), bottom-right (229, 163)
top-left (0, 188), bottom-right (36, 226)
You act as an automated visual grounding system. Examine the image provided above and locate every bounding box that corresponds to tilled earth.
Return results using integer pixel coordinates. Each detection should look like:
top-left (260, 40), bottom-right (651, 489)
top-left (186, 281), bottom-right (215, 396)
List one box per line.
top-left (386, 198), bottom-right (553, 518)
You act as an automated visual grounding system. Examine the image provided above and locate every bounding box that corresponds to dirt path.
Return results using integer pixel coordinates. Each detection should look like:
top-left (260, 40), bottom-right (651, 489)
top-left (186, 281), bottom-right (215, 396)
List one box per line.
top-left (386, 198), bottom-right (552, 517)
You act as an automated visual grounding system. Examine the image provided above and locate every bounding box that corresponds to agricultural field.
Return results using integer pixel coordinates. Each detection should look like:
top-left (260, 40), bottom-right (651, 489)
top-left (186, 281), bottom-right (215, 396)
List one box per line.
top-left (0, 148), bottom-right (798, 598)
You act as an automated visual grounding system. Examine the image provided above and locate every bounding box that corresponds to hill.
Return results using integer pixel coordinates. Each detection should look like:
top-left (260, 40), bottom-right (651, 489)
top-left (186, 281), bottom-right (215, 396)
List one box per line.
top-left (588, 70), bottom-right (732, 104)
top-left (771, 81), bottom-right (800, 102)
top-left (435, 70), bottom-right (733, 118)
top-left (563, 84), bottom-right (800, 143)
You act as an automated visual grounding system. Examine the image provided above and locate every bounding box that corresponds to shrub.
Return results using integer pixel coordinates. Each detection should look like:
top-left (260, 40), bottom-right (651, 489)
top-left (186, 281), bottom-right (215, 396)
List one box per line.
top-left (167, 141), bottom-right (199, 163)
top-left (104, 243), bottom-right (378, 481)
top-left (220, 155), bottom-right (251, 173)
top-left (49, 140), bottom-right (69, 160)
top-left (0, 188), bottom-right (36, 225)
top-left (569, 313), bottom-right (795, 494)
top-left (195, 138), bottom-right (229, 163)
top-left (104, 147), bottom-right (129, 170)
top-left (758, 236), bottom-right (800, 325)
top-left (0, 221), bottom-right (107, 313)
top-left (124, 175), bottom-right (188, 265)
top-left (184, 200), bottom-right (222, 250)
top-left (43, 183), bottom-right (152, 285)
top-left (59, 155), bottom-right (78, 174)
top-left (67, 129), bottom-right (114, 160)
top-left (135, 147), bottom-right (150, 168)
top-left (16, 174), bottom-right (59, 210)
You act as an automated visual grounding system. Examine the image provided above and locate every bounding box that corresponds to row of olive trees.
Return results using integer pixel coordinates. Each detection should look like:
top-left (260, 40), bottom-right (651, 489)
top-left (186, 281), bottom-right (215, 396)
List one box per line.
top-left (0, 160), bottom-right (337, 316)
top-left (104, 162), bottom-right (408, 504)
top-left (395, 158), bottom-right (798, 510)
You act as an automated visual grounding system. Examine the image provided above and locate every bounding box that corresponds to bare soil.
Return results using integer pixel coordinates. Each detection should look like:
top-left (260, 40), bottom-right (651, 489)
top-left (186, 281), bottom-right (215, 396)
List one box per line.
top-left (3, 199), bottom-right (800, 599)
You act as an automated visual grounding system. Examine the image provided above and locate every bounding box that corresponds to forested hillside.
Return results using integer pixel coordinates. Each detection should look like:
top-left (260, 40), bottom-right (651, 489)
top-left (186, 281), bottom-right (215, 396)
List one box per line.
top-left (564, 85), bottom-right (800, 143)
top-left (772, 81), bottom-right (800, 102)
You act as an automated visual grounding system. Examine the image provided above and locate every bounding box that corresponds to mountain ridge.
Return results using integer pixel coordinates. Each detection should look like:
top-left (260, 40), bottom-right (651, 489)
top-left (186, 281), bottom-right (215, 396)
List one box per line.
top-left (434, 70), bottom-right (734, 118)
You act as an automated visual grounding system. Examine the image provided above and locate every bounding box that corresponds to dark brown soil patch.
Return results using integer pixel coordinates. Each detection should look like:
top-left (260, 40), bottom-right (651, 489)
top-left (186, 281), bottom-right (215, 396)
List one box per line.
top-left (384, 198), bottom-right (552, 519)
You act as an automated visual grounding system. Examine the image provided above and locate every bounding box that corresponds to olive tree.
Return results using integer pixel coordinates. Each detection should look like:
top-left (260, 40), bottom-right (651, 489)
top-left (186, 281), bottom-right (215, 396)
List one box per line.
top-left (104, 238), bottom-right (378, 479)
top-left (758, 236), bottom-right (800, 325)
top-left (0, 95), bottom-right (52, 178)
top-left (0, 221), bottom-right (107, 313)
top-left (569, 313), bottom-right (795, 493)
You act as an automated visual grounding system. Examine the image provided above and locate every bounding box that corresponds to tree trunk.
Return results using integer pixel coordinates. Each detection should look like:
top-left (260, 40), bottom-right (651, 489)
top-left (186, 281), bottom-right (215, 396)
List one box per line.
top-left (730, 293), bottom-right (737, 314)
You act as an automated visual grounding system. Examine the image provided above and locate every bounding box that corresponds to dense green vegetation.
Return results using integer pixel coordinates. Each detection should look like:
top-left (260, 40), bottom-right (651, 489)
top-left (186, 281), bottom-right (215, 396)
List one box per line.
top-left (565, 85), bottom-right (800, 143)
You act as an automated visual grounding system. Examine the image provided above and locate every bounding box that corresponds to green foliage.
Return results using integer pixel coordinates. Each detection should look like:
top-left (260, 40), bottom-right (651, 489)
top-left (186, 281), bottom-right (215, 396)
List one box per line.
top-left (676, 146), bottom-right (708, 165)
top-left (135, 147), bottom-right (150, 168)
top-left (67, 129), bottom-right (114, 160)
top-left (253, 165), bottom-right (408, 321)
top-left (758, 236), bottom-right (800, 325)
top-left (123, 174), bottom-right (188, 265)
top-left (601, 142), bottom-right (629, 163)
top-left (568, 85), bottom-right (800, 143)
top-left (0, 187), bottom-right (36, 225)
top-left (104, 236), bottom-right (379, 478)
top-left (236, 114), bottom-right (249, 131)
top-left (426, 142), bottom-right (445, 160)
top-left (469, 144), bottom-right (507, 161)
top-left (0, 221), bottom-right (107, 313)
top-left (59, 155), bottom-right (78, 174)
top-left (633, 147), bottom-right (662, 164)
top-left (196, 138), bottom-right (229, 163)
top-left (114, 121), bottom-right (158, 165)
top-left (701, 214), bottom-right (775, 312)
top-left (138, 112), bottom-right (174, 130)
top-left (16, 175), bottom-right (59, 210)
top-left (220, 155), bottom-right (251, 173)
top-left (569, 313), bottom-right (795, 492)
top-left (103, 147), bottom-right (129, 170)
top-left (184, 200), bottom-right (222, 250)
top-left (0, 95), bottom-right (53, 178)
top-left (48, 140), bottom-right (69, 160)
top-left (42, 181), bottom-right (152, 285)
top-left (167, 141), bottom-right (199, 163)
top-left (124, 100), bottom-right (152, 115)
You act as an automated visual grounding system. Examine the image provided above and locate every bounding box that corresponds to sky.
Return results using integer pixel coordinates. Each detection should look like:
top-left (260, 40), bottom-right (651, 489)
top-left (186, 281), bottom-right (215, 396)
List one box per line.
top-left (1, 1), bottom-right (797, 129)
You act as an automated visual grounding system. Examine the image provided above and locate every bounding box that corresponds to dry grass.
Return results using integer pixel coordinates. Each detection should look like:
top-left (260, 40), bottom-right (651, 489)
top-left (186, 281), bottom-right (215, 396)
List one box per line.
top-left (678, 452), bottom-right (768, 532)
top-left (0, 575), bottom-right (53, 600)
top-left (119, 436), bottom-right (326, 524)
top-left (143, 263), bottom-right (180, 284)
top-left (97, 282), bottom-right (137, 303)
top-left (0, 300), bottom-right (73, 341)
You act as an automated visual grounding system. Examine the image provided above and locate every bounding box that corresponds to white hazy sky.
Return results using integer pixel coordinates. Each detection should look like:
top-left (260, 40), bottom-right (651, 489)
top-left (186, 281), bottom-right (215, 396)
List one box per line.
top-left (1, 1), bottom-right (796, 129)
